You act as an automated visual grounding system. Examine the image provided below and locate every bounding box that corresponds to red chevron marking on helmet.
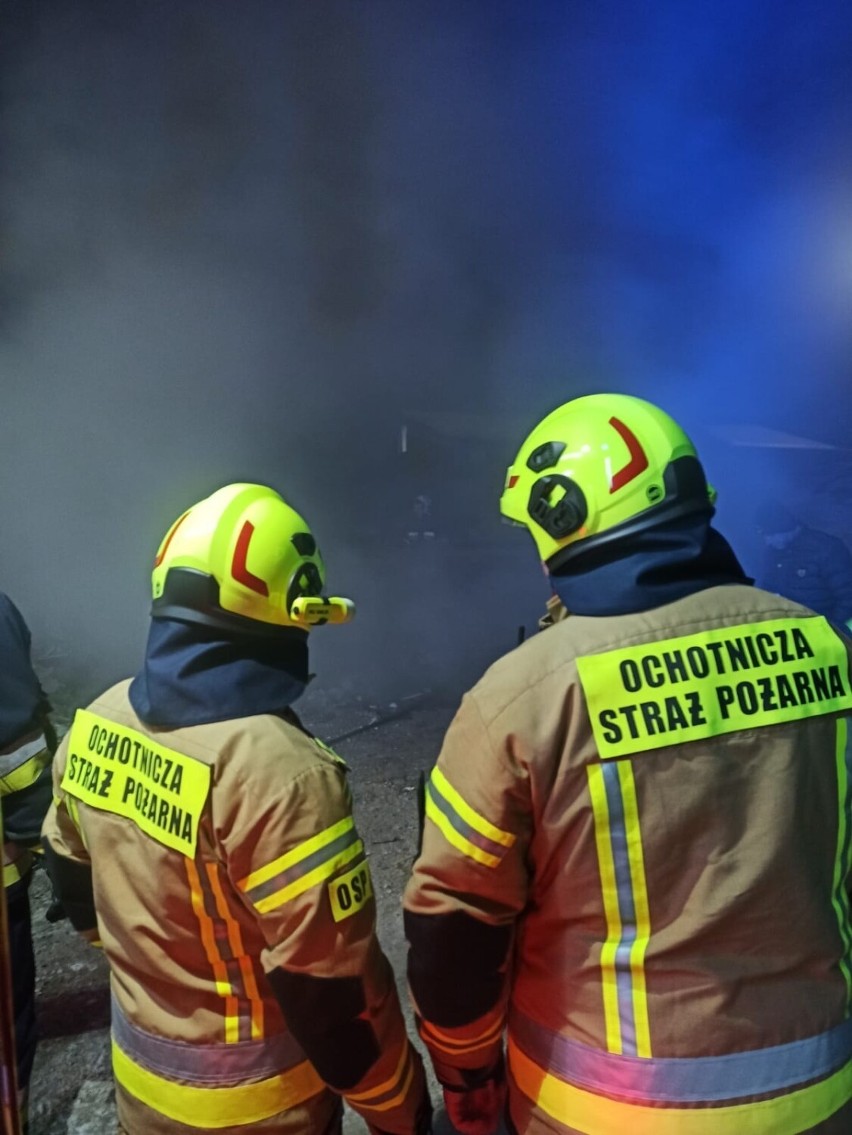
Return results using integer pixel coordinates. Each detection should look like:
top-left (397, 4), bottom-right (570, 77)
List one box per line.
top-left (608, 416), bottom-right (649, 493)
top-left (232, 521), bottom-right (270, 596)
top-left (153, 510), bottom-right (190, 567)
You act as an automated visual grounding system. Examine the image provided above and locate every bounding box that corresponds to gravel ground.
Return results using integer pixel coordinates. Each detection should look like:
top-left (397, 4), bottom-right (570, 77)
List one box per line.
top-left (25, 692), bottom-right (462, 1135)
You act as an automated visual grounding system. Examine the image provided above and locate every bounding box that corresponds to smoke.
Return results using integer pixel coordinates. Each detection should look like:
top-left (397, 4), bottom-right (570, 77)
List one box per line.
top-left (1, 0), bottom-right (851, 706)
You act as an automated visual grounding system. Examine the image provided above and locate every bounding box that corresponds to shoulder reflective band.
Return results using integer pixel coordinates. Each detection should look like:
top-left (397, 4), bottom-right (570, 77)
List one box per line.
top-left (425, 766), bottom-right (516, 869)
top-left (239, 816), bottom-right (363, 914)
top-left (61, 709), bottom-right (211, 857)
top-left (577, 616), bottom-right (852, 759)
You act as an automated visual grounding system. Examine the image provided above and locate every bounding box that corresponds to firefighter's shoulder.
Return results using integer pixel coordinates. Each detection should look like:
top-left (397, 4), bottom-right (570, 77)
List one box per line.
top-left (466, 613), bottom-right (591, 731)
top-left (197, 711), bottom-right (347, 784)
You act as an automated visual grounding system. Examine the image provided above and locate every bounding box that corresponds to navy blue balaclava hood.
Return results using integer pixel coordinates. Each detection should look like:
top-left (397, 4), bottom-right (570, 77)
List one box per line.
top-left (129, 617), bottom-right (310, 728)
top-left (549, 513), bottom-right (751, 618)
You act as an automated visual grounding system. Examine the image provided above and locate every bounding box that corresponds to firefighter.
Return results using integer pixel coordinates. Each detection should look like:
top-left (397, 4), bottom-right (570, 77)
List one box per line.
top-left (403, 394), bottom-right (852, 1135)
top-left (0, 592), bottom-right (56, 1135)
top-left (43, 483), bottom-right (431, 1135)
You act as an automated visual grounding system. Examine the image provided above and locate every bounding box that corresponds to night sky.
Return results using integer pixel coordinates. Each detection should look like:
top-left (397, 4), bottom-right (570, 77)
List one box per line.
top-left (1, 0), bottom-right (851, 700)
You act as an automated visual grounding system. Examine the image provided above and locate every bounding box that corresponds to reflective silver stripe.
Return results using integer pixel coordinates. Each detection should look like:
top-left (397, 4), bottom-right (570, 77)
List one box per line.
top-left (509, 1005), bottom-right (852, 1104)
top-left (111, 996), bottom-right (307, 1084)
top-left (0, 735), bottom-right (46, 778)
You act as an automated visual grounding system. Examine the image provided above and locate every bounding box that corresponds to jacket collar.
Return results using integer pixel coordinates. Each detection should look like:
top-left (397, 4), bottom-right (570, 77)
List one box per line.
top-left (549, 516), bottom-right (751, 618)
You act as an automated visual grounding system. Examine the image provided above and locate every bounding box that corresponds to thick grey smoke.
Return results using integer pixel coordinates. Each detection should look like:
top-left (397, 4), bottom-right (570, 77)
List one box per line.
top-left (1, 0), bottom-right (851, 709)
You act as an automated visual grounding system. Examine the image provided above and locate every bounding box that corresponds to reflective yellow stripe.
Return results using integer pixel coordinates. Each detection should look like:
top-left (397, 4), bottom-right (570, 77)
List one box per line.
top-left (346, 1043), bottom-right (415, 1113)
top-left (508, 1037), bottom-right (852, 1135)
top-left (205, 863), bottom-right (265, 1041)
top-left (0, 749), bottom-right (50, 795)
top-left (618, 760), bottom-right (651, 1058)
top-left (254, 840), bottom-right (364, 914)
top-left (430, 768), bottom-right (516, 848)
top-left (0, 734), bottom-right (47, 775)
top-left (361, 1059), bottom-right (415, 1114)
top-left (239, 816), bottom-right (354, 892)
top-left (3, 857), bottom-right (28, 887)
top-left (112, 1040), bottom-right (322, 1128)
top-left (424, 767), bottom-right (516, 869)
top-left (424, 792), bottom-right (499, 868)
top-left (586, 763), bottom-right (623, 1054)
top-left (832, 718), bottom-right (852, 1008)
top-left (185, 859), bottom-right (238, 1042)
top-left (421, 1016), bottom-right (505, 1056)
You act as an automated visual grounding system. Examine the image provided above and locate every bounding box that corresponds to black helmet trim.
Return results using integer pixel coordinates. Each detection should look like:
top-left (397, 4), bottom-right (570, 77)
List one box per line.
top-left (547, 455), bottom-right (714, 573)
top-left (152, 567), bottom-right (308, 642)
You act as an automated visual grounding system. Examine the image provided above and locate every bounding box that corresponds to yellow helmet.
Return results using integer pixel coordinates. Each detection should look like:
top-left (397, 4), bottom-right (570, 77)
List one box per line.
top-left (150, 483), bottom-right (355, 634)
top-left (500, 394), bottom-right (714, 570)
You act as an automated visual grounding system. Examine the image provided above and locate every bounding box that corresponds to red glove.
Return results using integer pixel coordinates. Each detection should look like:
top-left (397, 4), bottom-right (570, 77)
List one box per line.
top-left (443, 1076), bottom-right (507, 1135)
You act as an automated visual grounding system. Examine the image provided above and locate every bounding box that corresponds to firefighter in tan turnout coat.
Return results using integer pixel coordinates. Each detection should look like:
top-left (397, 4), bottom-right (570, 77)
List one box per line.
top-left (43, 483), bottom-right (431, 1135)
top-left (404, 394), bottom-right (852, 1135)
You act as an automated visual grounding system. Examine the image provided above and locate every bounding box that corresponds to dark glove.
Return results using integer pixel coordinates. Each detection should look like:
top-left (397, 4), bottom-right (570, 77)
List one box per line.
top-left (443, 1060), bottom-right (506, 1135)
